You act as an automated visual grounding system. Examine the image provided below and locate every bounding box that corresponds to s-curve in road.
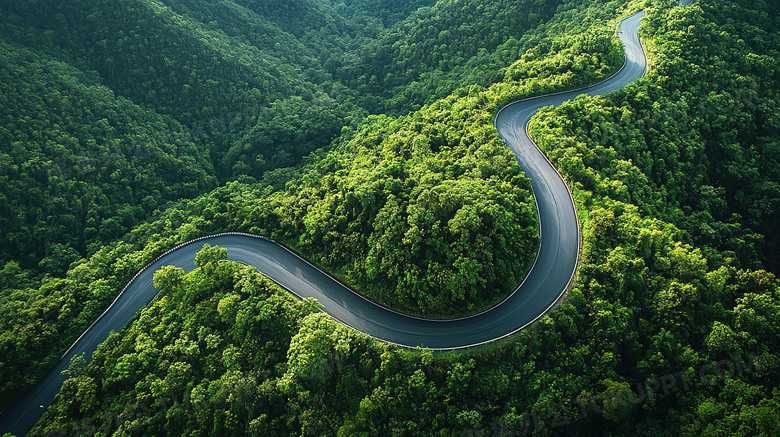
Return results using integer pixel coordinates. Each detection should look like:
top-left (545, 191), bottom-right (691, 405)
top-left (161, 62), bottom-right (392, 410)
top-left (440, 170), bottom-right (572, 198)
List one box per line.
top-left (0, 10), bottom-right (653, 437)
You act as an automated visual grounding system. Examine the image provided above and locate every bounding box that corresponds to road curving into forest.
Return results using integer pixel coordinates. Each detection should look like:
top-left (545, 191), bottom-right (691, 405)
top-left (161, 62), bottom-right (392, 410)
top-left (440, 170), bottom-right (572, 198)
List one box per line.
top-left (0, 10), bottom-right (652, 437)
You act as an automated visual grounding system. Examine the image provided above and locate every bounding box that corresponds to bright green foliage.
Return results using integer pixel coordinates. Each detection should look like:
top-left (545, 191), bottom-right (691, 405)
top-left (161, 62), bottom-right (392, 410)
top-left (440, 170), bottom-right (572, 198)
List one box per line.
top-left (0, 5), bottom-right (630, 410)
top-left (251, 90), bottom-right (539, 317)
top-left (32, 260), bottom-right (366, 437)
top-left (32, 236), bottom-right (780, 436)
top-left (193, 244), bottom-right (227, 269)
top-left (530, 0), bottom-right (780, 272)
top-left (153, 266), bottom-right (185, 294)
top-left (231, 19), bottom-right (631, 317)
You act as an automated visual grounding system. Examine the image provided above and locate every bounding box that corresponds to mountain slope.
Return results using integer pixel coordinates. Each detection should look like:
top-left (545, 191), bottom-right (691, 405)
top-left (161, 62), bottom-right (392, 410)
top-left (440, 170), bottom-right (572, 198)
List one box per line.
top-left (0, 39), bottom-right (216, 274)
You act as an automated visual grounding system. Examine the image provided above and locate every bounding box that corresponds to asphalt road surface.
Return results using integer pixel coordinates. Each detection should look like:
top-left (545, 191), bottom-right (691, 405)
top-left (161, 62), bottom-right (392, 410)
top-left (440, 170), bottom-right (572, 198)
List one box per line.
top-left (0, 10), bottom-right (650, 437)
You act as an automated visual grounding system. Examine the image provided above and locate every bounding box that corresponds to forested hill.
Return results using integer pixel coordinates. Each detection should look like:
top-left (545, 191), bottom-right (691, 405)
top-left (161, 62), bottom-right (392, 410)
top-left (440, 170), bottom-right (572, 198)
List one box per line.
top-left (338, 0), bottom-right (635, 113)
top-left (0, 0), bottom-right (616, 282)
top-left (0, 0), bottom-right (358, 178)
top-left (0, 39), bottom-right (217, 274)
top-left (2, 0), bottom-right (780, 435)
top-left (0, 0), bottom-right (429, 281)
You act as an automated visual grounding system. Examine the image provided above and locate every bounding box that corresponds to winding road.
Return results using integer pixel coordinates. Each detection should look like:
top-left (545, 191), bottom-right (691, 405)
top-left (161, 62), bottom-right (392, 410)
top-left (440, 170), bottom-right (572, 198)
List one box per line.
top-left (0, 10), bottom-right (652, 437)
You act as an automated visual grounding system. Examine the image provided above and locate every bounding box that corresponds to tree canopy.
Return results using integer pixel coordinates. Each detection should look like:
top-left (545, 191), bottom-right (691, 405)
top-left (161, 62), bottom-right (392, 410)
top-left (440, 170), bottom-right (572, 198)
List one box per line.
top-left (1, 0), bottom-right (779, 435)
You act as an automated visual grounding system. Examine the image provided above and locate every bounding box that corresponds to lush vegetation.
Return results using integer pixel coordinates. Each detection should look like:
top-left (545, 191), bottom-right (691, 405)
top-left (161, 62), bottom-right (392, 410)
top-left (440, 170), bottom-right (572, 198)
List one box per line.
top-left (0, 38), bottom-right (217, 275)
top-left (1, 0), bottom-right (628, 407)
top-left (530, 0), bottom-right (780, 274)
top-left (340, 0), bottom-right (637, 113)
top-left (1, 0), bottom-right (779, 435)
top-left (1, 25), bottom-right (623, 400)
top-left (0, 0), bottom-right (628, 280)
top-left (249, 94), bottom-right (541, 317)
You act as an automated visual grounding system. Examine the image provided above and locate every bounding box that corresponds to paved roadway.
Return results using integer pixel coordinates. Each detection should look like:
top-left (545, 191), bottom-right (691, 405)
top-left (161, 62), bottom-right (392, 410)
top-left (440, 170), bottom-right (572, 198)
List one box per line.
top-left (0, 10), bottom-right (650, 437)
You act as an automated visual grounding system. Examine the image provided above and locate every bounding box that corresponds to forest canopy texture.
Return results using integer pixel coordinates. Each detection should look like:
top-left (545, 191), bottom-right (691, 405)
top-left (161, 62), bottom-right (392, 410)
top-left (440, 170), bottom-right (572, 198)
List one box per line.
top-left (1, 0), bottom-right (779, 436)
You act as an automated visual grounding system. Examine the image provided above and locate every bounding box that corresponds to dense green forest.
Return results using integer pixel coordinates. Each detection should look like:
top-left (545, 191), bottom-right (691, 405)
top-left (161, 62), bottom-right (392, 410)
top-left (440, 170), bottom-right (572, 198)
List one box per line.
top-left (0, 0), bottom-right (629, 406)
top-left (2, 0), bottom-right (779, 435)
top-left (339, 0), bottom-right (633, 113)
top-left (0, 0), bottom-right (621, 280)
top-left (248, 92), bottom-right (542, 317)
top-left (0, 38), bottom-right (217, 274)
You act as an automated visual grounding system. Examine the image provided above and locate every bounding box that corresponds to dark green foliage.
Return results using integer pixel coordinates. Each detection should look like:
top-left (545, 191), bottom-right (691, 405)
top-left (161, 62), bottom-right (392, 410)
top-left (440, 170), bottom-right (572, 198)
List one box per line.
top-left (0, 39), bottom-right (216, 275)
